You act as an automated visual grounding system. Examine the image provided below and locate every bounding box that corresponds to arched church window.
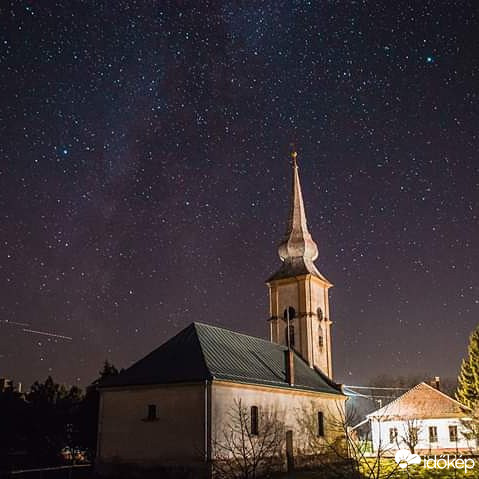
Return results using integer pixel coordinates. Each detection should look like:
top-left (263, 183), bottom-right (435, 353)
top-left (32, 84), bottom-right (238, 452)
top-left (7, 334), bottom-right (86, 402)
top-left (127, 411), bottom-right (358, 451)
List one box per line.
top-left (318, 323), bottom-right (324, 349)
top-left (283, 307), bottom-right (296, 320)
top-left (317, 307), bottom-right (324, 321)
top-left (285, 325), bottom-right (295, 348)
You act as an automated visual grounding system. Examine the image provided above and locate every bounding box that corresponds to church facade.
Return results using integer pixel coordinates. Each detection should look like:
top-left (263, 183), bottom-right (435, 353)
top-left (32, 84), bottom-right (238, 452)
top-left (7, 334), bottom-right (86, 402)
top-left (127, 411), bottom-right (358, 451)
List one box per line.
top-left (96, 153), bottom-right (346, 477)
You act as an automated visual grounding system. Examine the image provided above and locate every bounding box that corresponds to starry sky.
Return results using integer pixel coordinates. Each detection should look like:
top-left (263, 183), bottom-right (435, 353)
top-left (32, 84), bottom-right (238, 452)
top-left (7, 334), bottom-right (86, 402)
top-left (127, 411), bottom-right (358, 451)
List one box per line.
top-left (1, 1), bottom-right (478, 389)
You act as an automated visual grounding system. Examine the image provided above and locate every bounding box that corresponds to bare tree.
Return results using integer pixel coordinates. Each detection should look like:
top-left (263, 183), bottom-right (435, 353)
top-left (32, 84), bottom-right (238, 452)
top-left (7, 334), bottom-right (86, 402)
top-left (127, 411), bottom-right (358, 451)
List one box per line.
top-left (212, 399), bottom-right (285, 479)
top-left (399, 419), bottom-right (422, 454)
top-left (295, 401), bottom-right (401, 479)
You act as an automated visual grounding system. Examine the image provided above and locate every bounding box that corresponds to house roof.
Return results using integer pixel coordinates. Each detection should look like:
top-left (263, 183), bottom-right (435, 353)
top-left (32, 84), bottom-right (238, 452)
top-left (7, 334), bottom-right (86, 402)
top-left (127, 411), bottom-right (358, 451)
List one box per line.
top-left (367, 382), bottom-right (469, 420)
top-left (99, 322), bottom-right (343, 395)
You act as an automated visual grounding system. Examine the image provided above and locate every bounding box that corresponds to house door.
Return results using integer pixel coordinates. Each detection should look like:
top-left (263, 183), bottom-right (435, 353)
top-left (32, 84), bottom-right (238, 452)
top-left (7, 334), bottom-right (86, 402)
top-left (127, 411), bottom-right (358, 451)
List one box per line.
top-left (286, 430), bottom-right (294, 472)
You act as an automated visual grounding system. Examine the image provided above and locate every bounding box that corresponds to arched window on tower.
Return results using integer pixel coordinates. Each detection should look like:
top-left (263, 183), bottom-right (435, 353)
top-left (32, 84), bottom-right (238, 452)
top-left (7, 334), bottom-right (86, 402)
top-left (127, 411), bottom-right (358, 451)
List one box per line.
top-left (317, 307), bottom-right (324, 321)
top-left (318, 324), bottom-right (324, 350)
top-left (285, 325), bottom-right (295, 348)
top-left (283, 307), bottom-right (296, 320)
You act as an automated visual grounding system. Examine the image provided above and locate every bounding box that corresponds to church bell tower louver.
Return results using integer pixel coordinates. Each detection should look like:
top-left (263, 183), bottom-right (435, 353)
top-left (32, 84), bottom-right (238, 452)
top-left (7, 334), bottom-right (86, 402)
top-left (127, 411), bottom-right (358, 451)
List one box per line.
top-left (267, 151), bottom-right (333, 378)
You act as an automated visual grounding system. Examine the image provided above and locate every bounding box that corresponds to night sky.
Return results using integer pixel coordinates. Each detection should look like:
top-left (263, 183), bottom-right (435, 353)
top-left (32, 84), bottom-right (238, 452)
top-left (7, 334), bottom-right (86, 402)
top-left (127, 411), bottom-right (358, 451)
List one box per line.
top-left (1, 1), bottom-right (478, 389)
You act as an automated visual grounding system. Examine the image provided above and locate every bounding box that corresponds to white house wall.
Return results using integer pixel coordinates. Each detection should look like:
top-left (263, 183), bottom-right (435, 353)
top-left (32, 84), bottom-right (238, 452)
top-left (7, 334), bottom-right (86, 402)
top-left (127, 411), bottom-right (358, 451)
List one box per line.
top-left (370, 417), bottom-right (475, 454)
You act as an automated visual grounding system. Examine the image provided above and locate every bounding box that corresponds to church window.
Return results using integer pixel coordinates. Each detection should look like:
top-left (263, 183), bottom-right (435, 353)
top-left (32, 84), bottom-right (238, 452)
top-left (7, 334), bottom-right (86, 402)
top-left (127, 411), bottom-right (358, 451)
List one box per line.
top-left (317, 307), bottom-right (323, 321)
top-left (283, 307), bottom-right (296, 320)
top-left (389, 428), bottom-right (398, 444)
top-left (449, 425), bottom-right (458, 442)
top-left (251, 406), bottom-right (259, 435)
top-left (285, 325), bottom-right (295, 348)
top-left (429, 426), bottom-right (438, 443)
top-left (318, 325), bottom-right (324, 349)
top-left (147, 404), bottom-right (157, 421)
top-left (317, 411), bottom-right (324, 437)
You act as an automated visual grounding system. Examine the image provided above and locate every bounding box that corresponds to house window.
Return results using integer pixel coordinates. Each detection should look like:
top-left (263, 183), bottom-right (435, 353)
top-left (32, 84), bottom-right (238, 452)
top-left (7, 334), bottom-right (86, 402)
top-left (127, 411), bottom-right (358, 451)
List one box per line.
top-left (317, 411), bottom-right (325, 437)
top-left (285, 325), bottom-right (295, 348)
top-left (449, 425), bottom-right (458, 442)
top-left (147, 404), bottom-right (157, 421)
top-left (389, 427), bottom-right (398, 444)
top-left (251, 406), bottom-right (259, 436)
top-left (429, 426), bottom-right (438, 443)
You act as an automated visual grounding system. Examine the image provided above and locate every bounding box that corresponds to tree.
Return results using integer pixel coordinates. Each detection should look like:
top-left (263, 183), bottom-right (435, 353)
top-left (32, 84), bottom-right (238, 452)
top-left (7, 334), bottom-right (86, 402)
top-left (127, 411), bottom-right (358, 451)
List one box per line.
top-left (456, 326), bottom-right (479, 410)
top-left (295, 401), bottom-right (353, 477)
top-left (0, 387), bottom-right (29, 471)
top-left (212, 399), bottom-right (285, 479)
top-left (399, 419), bottom-right (422, 454)
top-left (296, 402), bottom-right (402, 479)
top-left (77, 360), bottom-right (119, 459)
top-left (97, 360), bottom-right (119, 381)
top-left (26, 376), bottom-right (85, 466)
top-left (1, 362), bottom-right (119, 470)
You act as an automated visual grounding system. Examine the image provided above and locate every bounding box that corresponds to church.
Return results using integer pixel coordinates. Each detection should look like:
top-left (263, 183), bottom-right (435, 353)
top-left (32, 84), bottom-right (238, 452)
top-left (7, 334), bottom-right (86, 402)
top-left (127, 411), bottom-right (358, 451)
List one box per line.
top-left (95, 153), bottom-right (347, 477)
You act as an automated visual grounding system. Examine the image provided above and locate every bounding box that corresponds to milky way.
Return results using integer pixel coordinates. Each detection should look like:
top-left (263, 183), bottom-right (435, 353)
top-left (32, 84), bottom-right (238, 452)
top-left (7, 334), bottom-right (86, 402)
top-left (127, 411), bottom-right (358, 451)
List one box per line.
top-left (1, 1), bottom-right (478, 387)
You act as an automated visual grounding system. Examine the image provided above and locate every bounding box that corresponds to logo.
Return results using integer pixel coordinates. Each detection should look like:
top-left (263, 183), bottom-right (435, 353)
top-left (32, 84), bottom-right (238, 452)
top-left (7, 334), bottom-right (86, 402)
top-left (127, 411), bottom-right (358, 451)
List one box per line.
top-left (424, 455), bottom-right (475, 474)
top-left (394, 449), bottom-right (476, 473)
top-left (394, 449), bottom-right (421, 469)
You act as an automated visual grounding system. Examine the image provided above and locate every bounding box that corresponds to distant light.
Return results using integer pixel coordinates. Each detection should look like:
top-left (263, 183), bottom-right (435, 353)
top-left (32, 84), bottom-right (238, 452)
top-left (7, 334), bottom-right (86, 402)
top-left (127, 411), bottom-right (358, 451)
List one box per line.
top-left (426, 56), bottom-right (434, 63)
top-left (62, 149), bottom-right (68, 155)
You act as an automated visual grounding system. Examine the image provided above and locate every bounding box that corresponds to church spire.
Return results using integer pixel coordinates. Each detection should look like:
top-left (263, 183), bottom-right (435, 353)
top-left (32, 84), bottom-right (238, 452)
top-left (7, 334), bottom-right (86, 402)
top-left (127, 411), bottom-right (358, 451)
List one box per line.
top-left (277, 150), bottom-right (319, 267)
top-left (266, 149), bottom-right (333, 377)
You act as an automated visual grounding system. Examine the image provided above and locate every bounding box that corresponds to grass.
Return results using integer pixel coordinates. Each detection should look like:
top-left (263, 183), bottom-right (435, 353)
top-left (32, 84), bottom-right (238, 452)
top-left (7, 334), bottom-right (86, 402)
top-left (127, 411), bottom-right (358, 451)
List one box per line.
top-left (277, 458), bottom-right (479, 479)
top-left (361, 457), bottom-right (479, 479)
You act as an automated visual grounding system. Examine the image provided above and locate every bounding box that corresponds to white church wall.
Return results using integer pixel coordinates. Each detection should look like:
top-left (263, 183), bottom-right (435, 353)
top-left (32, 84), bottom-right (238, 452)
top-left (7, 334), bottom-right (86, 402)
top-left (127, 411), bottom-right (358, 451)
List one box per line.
top-left (97, 383), bottom-right (206, 467)
top-left (211, 380), bottom-right (346, 458)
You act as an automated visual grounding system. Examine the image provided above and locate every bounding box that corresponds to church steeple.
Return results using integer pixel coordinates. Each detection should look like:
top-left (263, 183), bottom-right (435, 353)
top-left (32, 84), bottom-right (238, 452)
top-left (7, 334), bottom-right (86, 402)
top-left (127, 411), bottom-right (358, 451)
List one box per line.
top-left (278, 151), bottom-right (319, 268)
top-left (269, 150), bottom-right (326, 283)
top-left (267, 150), bottom-right (333, 378)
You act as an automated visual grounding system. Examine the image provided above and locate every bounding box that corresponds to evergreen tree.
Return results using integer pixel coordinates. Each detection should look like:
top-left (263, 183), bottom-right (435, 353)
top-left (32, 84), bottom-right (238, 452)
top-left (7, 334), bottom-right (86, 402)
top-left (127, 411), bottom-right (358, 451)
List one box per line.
top-left (98, 360), bottom-right (119, 381)
top-left (26, 376), bottom-right (84, 465)
top-left (78, 360), bottom-right (119, 458)
top-left (456, 327), bottom-right (479, 409)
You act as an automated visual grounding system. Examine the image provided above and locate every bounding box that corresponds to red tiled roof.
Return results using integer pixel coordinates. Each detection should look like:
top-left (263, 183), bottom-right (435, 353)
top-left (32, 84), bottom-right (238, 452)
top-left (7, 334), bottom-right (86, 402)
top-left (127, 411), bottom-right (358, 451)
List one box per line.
top-left (367, 382), bottom-right (470, 420)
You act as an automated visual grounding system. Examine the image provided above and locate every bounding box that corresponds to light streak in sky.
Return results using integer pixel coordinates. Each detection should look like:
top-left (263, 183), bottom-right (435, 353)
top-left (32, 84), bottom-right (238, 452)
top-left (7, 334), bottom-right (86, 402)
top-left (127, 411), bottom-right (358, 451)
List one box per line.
top-left (22, 328), bottom-right (73, 341)
top-left (1, 320), bottom-right (73, 341)
top-left (0, 320), bottom-right (30, 327)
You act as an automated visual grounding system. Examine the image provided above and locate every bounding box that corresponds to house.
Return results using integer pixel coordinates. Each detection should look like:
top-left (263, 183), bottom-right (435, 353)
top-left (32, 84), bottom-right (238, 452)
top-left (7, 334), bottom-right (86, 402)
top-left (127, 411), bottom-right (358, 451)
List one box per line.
top-left (95, 152), bottom-right (347, 477)
top-left (367, 382), bottom-right (475, 454)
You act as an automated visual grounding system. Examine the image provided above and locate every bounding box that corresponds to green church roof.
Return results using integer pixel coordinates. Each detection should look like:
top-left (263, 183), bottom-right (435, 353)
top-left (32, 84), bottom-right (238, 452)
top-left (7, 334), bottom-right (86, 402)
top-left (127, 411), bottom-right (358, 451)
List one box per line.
top-left (100, 322), bottom-right (342, 395)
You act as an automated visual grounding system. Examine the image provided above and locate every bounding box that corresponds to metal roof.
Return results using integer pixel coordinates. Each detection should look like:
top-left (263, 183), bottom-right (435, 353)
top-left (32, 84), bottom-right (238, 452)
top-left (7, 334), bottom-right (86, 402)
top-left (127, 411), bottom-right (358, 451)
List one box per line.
top-left (267, 257), bottom-right (331, 283)
top-left (100, 322), bottom-right (343, 395)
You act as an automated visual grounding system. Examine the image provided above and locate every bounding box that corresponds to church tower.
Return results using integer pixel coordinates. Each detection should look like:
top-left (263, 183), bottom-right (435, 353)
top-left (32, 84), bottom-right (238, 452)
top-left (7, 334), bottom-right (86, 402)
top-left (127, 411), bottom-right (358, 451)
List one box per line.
top-left (267, 151), bottom-right (333, 378)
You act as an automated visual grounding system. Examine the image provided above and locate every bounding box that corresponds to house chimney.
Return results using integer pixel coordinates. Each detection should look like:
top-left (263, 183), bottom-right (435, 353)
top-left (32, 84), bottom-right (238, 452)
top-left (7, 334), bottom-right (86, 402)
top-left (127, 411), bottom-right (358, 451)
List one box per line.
top-left (285, 349), bottom-right (295, 386)
top-left (433, 376), bottom-right (440, 390)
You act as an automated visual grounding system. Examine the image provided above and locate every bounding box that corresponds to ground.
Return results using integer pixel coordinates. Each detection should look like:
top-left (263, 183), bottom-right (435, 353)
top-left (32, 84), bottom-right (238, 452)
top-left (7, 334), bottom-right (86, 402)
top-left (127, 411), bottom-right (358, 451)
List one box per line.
top-left (7, 460), bottom-right (479, 478)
